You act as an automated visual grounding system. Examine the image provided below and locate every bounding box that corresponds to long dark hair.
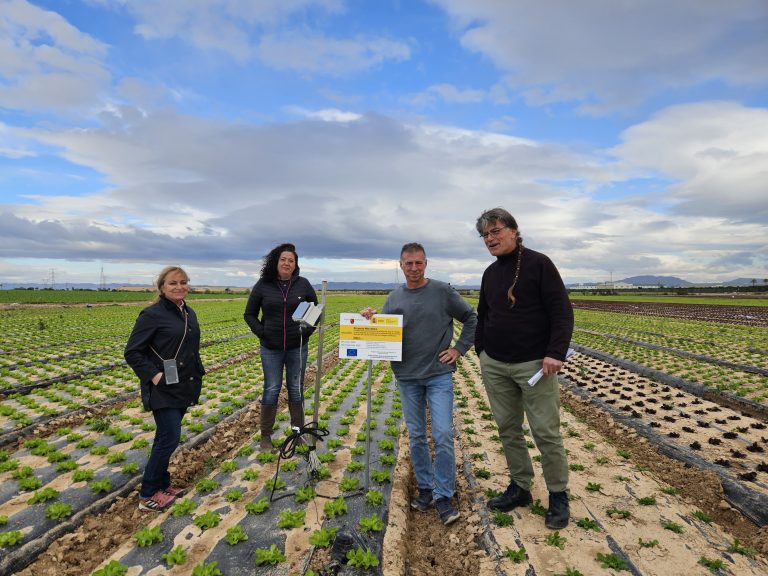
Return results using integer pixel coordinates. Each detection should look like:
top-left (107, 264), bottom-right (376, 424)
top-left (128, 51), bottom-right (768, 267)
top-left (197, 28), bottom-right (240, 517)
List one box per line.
top-left (260, 243), bottom-right (298, 282)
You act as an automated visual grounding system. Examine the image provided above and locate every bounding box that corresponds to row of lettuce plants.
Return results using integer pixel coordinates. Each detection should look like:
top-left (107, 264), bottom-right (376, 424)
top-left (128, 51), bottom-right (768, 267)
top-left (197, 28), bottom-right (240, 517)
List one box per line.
top-left (86, 358), bottom-right (400, 575)
top-left (574, 309), bottom-right (768, 361)
top-left (572, 329), bottom-right (767, 402)
top-left (452, 352), bottom-right (767, 576)
top-left (560, 353), bottom-right (768, 505)
top-left (0, 356), bottom-right (274, 570)
top-left (0, 314), bottom-right (341, 436)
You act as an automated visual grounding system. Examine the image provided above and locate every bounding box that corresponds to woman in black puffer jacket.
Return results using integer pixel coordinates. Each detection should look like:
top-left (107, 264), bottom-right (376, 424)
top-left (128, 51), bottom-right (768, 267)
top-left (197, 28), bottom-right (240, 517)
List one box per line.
top-left (244, 243), bottom-right (317, 450)
top-left (125, 266), bottom-right (205, 511)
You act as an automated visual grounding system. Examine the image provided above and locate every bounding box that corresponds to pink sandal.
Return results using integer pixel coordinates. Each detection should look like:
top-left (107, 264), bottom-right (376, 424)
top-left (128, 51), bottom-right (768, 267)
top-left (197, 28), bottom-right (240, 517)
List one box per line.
top-left (138, 489), bottom-right (176, 511)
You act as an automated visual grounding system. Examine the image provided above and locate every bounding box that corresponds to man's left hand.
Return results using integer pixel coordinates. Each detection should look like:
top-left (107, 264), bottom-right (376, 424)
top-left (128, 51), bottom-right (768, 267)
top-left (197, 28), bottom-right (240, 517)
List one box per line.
top-left (541, 356), bottom-right (563, 375)
top-left (439, 348), bottom-right (460, 364)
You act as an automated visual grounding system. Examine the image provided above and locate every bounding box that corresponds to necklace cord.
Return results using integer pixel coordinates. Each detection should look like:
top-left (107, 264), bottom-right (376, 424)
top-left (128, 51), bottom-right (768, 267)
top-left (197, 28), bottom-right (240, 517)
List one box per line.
top-left (506, 245), bottom-right (523, 308)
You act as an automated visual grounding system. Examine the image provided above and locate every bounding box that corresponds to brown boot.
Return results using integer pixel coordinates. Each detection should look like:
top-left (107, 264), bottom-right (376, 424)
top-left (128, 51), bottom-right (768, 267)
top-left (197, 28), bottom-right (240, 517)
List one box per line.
top-left (288, 402), bottom-right (305, 430)
top-left (260, 404), bottom-right (277, 451)
top-left (288, 401), bottom-right (306, 444)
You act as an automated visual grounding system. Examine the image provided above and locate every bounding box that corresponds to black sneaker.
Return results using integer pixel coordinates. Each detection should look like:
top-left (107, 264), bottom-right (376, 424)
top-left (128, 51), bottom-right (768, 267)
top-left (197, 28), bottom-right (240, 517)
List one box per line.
top-left (435, 497), bottom-right (460, 525)
top-left (410, 488), bottom-right (434, 512)
top-left (487, 481), bottom-right (533, 511)
top-left (545, 491), bottom-right (570, 529)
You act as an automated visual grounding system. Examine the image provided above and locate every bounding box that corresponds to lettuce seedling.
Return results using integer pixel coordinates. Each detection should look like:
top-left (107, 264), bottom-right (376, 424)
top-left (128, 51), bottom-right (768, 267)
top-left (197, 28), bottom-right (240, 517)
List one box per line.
top-left (163, 545), bottom-right (187, 566)
top-left (225, 525), bottom-right (249, 545)
top-left (254, 544), bottom-right (286, 566)
top-left (346, 547), bottom-right (379, 569)
top-left (309, 527), bottom-right (338, 548)
top-left (277, 509), bottom-right (305, 529)
top-left (366, 490), bottom-right (384, 506)
top-left (28, 487), bottom-right (59, 504)
top-left (359, 513), bottom-right (384, 533)
top-left (91, 560), bottom-right (128, 576)
top-left (245, 496), bottom-right (270, 514)
top-left (191, 560), bottom-right (222, 576)
top-left (134, 525), bottom-right (163, 547)
top-left (171, 498), bottom-right (198, 517)
top-left (324, 497), bottom-right (348, 519)
top-left (193, 511), bottom-right (222, 531)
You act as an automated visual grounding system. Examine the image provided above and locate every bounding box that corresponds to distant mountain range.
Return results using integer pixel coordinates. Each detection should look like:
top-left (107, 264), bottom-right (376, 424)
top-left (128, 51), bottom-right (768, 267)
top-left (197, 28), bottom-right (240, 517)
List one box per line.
top-left (0, 282), bottom-right (151, 290)
top-left (0, 276), bottom-right (764, 291)
top-left (568, 276), bottom-right (764, 288)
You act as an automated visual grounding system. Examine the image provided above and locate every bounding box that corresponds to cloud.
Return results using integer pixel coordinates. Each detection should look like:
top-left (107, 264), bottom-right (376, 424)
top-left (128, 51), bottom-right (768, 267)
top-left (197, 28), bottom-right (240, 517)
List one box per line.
top-left (610, 101), bottom-right (768, 223)
top-left (3, 95), bottom-right (766, 284)
top-left (431, 0), bottom-right (768, 112)
top-left (4, 108), bottom-right (606, 265)
top-left (407, 83), bottom-right (488, 106)
top-left (0, 0), bottom-right (111, 114)
top-left (95, 0), bottom-right (410, 75)
top-left (257, 32), bottom-right (411, 75)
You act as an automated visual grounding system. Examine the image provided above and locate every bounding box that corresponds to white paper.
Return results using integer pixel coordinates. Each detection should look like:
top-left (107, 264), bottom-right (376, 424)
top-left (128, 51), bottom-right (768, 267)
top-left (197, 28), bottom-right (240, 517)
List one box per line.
top-left (528, 347), bottom-right (575, 387)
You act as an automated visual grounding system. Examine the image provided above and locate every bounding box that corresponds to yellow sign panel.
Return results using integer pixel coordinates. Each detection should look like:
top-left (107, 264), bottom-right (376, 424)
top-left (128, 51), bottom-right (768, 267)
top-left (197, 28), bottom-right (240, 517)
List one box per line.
top-left (339, 313), bottom-right (403, 361)
top-left (370, 315), bottom-right (400, 326)
top-left (339, 325), bottom-right (402, 342)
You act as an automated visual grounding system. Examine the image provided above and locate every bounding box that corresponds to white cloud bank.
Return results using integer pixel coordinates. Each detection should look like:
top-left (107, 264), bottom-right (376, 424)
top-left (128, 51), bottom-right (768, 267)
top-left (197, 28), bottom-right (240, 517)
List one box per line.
top-left (2, 101), bottom-right (766, 284)
top-left (433, 0), bottom-right (768, 112)
top-left (0, 1), bottom-right (766, 286)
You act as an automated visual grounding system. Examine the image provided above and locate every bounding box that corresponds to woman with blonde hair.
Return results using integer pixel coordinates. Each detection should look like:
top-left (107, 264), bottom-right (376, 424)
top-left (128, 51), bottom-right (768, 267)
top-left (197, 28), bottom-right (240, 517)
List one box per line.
top-left (125, 266), bottom-right (205, 511)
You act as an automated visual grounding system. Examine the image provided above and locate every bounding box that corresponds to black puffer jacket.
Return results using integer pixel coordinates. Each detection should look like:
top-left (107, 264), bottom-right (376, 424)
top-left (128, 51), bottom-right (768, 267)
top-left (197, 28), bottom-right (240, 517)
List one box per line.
top-left (244, 268), bottom-right (318, 351)
top-left (125, 295), bottom-right (205, 411)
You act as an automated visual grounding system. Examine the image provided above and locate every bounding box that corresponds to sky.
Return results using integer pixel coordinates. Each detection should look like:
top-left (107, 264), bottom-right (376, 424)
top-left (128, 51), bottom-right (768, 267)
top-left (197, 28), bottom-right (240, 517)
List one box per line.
top-left (1, 0), bottom-right (767, 288)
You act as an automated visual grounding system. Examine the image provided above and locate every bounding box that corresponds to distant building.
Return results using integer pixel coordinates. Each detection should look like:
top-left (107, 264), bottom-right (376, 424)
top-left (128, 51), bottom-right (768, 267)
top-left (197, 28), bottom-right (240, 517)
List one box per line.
top-left (570, 281), bottom-right (639, 290)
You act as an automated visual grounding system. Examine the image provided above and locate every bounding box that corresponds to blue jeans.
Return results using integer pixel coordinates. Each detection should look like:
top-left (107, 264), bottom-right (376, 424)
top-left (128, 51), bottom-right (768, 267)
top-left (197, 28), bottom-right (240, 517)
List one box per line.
top-left (260, 344), bottom-right (308, 405)
top-left (397, 372), bottom-right (456, 500)
top-left (140, 406), bottom-right (186, 498)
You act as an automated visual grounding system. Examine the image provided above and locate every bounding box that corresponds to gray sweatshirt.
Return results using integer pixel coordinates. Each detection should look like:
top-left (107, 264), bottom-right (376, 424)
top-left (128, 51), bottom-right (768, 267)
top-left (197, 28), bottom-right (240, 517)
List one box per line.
top-left (382, 279), bottom-right (477, 380)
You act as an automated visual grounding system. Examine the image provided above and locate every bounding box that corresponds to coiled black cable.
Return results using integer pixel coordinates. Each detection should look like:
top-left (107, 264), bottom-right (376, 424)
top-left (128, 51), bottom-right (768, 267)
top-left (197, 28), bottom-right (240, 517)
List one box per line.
top-left (268, 421), bottom-right (330, 502)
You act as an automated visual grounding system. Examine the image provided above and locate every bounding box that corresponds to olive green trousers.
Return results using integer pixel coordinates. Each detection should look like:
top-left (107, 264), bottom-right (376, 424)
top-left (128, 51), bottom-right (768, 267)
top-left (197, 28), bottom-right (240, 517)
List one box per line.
top-left (479, 351), bottom-right (569, 493)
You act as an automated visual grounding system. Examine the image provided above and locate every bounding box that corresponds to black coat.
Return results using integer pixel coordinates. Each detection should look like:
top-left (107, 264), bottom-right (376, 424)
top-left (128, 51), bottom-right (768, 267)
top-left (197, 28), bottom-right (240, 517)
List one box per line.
top-left (125, 295), bottom-right (205, 411)
top-left (244, 269), bottom-right (318, 351)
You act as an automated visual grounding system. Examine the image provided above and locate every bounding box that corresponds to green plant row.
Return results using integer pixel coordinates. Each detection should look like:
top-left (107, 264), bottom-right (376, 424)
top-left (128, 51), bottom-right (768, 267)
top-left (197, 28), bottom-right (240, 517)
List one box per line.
top-left (85, 354), bottom-right (398, 574)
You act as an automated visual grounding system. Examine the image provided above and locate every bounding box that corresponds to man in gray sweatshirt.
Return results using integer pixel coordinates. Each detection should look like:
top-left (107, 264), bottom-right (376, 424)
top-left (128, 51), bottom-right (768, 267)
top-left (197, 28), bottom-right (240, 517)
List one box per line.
top-left (365, 242), bottom-right (477, 525)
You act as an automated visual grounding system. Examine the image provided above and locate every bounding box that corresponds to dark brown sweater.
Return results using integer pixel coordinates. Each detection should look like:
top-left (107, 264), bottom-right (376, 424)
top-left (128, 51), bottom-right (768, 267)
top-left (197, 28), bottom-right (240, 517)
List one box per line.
top-left (475, 245), bottom-right (573, 363)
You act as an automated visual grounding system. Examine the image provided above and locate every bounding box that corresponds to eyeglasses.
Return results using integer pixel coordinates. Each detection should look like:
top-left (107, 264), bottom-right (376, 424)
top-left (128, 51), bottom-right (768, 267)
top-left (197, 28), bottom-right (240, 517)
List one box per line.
top-left (479, 226), bottom-right (509, 239)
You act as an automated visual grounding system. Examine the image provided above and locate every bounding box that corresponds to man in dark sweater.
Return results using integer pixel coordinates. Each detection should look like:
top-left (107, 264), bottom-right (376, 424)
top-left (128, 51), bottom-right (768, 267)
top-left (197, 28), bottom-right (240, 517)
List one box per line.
top-left (474, 207), bottom-right (574, 530)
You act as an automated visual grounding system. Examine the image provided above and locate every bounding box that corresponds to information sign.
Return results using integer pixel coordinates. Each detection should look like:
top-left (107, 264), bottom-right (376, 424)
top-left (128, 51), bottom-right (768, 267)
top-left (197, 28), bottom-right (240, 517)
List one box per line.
top-left (338, 313), bottom-right (403, 361)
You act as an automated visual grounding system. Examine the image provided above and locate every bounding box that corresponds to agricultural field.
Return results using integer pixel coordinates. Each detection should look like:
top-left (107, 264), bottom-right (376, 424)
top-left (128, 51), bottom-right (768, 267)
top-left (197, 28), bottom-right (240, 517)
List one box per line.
top-left (0, 292), bottom-right (766, 575)
top-left (571, 297), bottom-right (768, 326)
top-left (0, 290), bottom-right (248, 306)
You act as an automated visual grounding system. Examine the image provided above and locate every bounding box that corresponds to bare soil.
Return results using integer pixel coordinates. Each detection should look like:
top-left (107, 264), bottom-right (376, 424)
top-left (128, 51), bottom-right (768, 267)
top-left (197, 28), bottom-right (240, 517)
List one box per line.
top-left (12, 347), bottom-right (768, 576)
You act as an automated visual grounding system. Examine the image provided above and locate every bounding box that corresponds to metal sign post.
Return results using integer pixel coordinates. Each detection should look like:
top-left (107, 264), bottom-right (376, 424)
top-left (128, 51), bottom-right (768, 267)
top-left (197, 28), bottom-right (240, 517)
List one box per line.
top-left (364, 359), bottom-right (373, 491)
top-left (311, 281), bottom-right (327, 446)
top-left (337, 312), bottom-right (402, 493)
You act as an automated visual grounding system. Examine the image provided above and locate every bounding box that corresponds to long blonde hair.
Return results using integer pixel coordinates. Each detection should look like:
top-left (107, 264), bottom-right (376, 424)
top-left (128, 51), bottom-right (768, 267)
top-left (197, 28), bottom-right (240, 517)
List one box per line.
top-left (153, 266), bottom-right (189, 303)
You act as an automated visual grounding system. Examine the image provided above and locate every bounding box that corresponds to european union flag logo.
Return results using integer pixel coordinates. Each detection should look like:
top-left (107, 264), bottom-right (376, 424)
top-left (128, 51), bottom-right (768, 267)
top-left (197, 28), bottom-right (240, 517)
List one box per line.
top-left (346, 349), bottom-right (358, 357)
